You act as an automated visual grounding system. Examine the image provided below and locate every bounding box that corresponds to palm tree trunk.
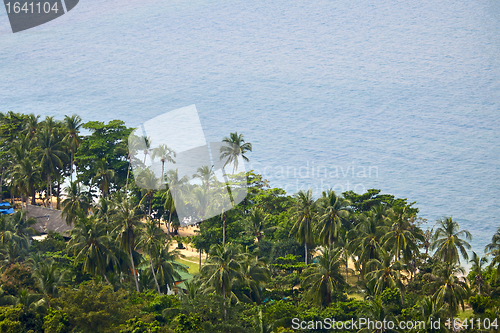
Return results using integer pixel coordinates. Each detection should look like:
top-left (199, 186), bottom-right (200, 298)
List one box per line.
top-left (223, 283), bottom-right (227, 320)
top-left (345, 249), bottom-right (349, 284)
top-left (125, 156), bottom-right (131, 191)
top-left (150, 251), bottom-right (161, 295)
top-left (199, 249), bottom-right (202, 271)
top-left (304, 243), bottom-right (308, 265)
top-left (167, 211), bottom-right (172, 235)
top-left (70, 152), bottom-right (74, 183)
top-left (0, 167), bottom-right (4, 201)
top-left (129, 245), bottom-right (140, 292)
top-left (222, 213), bottom-right (226, 245)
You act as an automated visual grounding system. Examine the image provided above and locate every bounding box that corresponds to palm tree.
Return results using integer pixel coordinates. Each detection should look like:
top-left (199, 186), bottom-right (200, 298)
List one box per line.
top-left (365, 250), bottom-right (405, 304)
top-left (61, 181), bottom-right (90, 225)
top-left (63, 114), bottom-right (82, 183)
top-left (348, 209), bottom-right (387, 277)
top-left (125, 134), bottom-right (143, 190)
top-left (37, 128), bottom-right (67, 208)
top-left (485, 227), bottom-right (500, 282)
top-left (301, 246), bottom-right (346, 306)
top-left (426, 262), bottom-right (469, 317)
top-left (67, 215), bottom-right (115, 284)
top-left (163, 169), bottom-right (189, 234)
top-left (316, 189), bottom-right (350, 246)
top-left (199, 243), bottom-right (243, 318)
top-left (31, 259), bottom-right (66, 301)
top-left (289, 189), bottom-right (316, 265)
top-left (153, 239), bottom-right (186, 293)
top-left (152, 144), bottom-right (176, 185)
top-left (469, 251), bottom-right (488, 295)
top-left (237, 248), bottom-right (270, 303)
top-left (243, 207), bottom-right (275, 244)
top-left (9, 156), bottom-right (41, 207)
top-left (382, 206), bottom-right (422, 262)
top-left (219, 132), bottom-right (252, 174)
top-left (431, 217), bottom-right (472, 265)
top-left (92, 158), bottom-right (115, 198)
top-left (412, 297), bottom-right (449, 333)
top-left (357, 298), bottom-right (398, 333)
top-left (142, 136), bottom-right (151, 164)
top-left (136, 168), bottom-right (160, 217)
top-left (136, 219), bottom-right (166, 295)
top-left (192, 165), bottom-right (215, 191)
top-left (112, 195), bottom-right (143, 292)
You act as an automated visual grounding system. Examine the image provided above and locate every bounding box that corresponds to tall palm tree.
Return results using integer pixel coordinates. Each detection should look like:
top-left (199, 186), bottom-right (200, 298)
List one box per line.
top-left (92, 158), bottom-right (115, 198)
top-left (61, 181), bottom-right (90, 226)
top-left (199, 243), bottom-right (243, 318)
top-left (431, 217), bottom-right (472, 265)
top-left (301, 246), bottom-right (346, 306)
top-left (485, 227), bottom-right (500, 282)
top-left (142, 136), bottom-right (151, 164)
top-left (289, 189), bottom-right (316, 265)
top-left (163, 169), bottom-right (189, 233)
top-left (219, 132), bottom-right (252, 174)
top-left (125, 134), bottom-right (143, 190)
top-left (136, 168), bottom-right (160, 217)
top-left (136, 219), bottom-right (166, 295)
top-left (315, 189), bottom-right (350, 247)
top-left (112, 195), bottom-right (143, 292)
top-left (67, 215), bottom-right (114, 284)
top-left (469, 251), bottom-right (488, 295)
top-left (37, 128), bottom-right (67, 208)
top-left (153, 240), bottom-right (186, 294)
top-left (152, 143), bottom-right (176, 185)
top-left (63, 114), bottom-right (82, 183)
top-left (192, 165), bottom-right (215, 191)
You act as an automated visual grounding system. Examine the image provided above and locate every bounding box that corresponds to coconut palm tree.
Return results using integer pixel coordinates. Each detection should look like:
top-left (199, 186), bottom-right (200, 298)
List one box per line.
top-left (9, 156), bottom-right (41, 207)
top-left (67, 215), bottom-right (115, 284)
top-left (485, 227), bottom-right (500, 282)
top-left (112, 195), bottom-right (143, 292)
top-left (316, 189), bottom-right (350, 247)
top-left (382, 206), bottom-right (422, 262)
top-left (365, 250), bottom-right (405, 304)
top-left (289, 189), bottom-right (316, 265)
top-left (92, 158), bottom-right (115, 198)
top-left (63, 114), bottom-right (82, 183)
top-left (192, 165), bottom-right (215, 191)
top-left (152, 143), bottom-right (176, 185)
top-left (469, 251), bottom-right (488, 295)
top-left (426, 262), bottom-right (469, 317)
top-left (199, 243), bottom-right (243, 318)
top-left (431, 217), bottom-right (472, 265)
top-left (37, 128), bottom-right (67, 208)
top-left (61, 181), bottom-right (90, 226)
top-left (125, 134), bottom-right (143, 190)
top-left (243, 207), bottom-right (275, 245)
top-left (31, 258), bottom-right (66, 301)
top-left (136, 167), bottom-right (160, 217)
top-left (410, 297), bottom-right (449, 333)
top-left (237, 248), bottom-right (270, 303)
top-left (219, 132), bottom-right (252, 174)
top-left (153, 240), bottom-right (186, 293)
top-left (301, 246), bottom-right (346, 306)
top-left (142, 136), bottom-right (151, 164)
top-left (136, 219), bottom-right (166, 295)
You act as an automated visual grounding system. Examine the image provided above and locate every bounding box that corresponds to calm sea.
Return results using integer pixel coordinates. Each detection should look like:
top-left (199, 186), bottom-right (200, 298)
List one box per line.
top-left (1, 0), bottom-right (499, 264)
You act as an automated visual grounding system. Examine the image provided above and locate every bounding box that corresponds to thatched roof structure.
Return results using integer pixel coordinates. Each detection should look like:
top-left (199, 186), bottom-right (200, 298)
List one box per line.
top-left (26, 205), bottom-right (72, 236)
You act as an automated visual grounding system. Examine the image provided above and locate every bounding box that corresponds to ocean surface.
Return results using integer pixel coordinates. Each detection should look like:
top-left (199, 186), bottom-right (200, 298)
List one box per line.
top-left (1, 0), bottom-right (499, 265)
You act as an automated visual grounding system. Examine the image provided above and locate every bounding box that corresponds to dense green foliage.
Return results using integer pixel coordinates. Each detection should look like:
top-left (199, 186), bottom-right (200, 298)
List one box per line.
top-left (0, 111), bottom-right (498, 332)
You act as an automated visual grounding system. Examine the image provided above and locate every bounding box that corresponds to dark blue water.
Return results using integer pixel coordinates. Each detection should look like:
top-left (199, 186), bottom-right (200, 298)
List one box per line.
top-left (1, 0), bottom-right (499, 262)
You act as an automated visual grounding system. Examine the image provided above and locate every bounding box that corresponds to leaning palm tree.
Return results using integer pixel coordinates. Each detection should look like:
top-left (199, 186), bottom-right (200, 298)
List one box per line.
top-left (63, 114), bottom-right (82, 183)
top-left (136, 219), bottom-right (166, 295)
top-left (219, 132), bottom-right (252, 174)
top-left (469, 251), bottom-right (488, 295)
top-left (151, 143), bottom-right (176, 184)
top-left (67, 214), bottom-right (115, 284)
top-left (199, 243), bottom-right (243, 319)
top-left (485, 227), bottom-right (500, 282)
top-left (112, 195), bottom-right (143, 292)
top-left (301, 246), bottom-right (346, 306)
top-left (431, 217), bottom-right (472, 265)
top-left (315, 189), bottom-right (350, 247)
top-left (289, 189), bottom-right (316, 265)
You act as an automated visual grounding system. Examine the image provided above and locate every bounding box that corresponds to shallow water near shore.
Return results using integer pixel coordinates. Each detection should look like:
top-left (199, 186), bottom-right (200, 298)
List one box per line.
top-left (1, 0), bottom-right (499, 267)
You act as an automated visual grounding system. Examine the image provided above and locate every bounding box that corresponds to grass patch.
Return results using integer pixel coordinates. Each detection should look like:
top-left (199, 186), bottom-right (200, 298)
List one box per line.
top-left (176, 258), bottom-right (200, 274)
top-left (456, 308), bottom-right (474, 321)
